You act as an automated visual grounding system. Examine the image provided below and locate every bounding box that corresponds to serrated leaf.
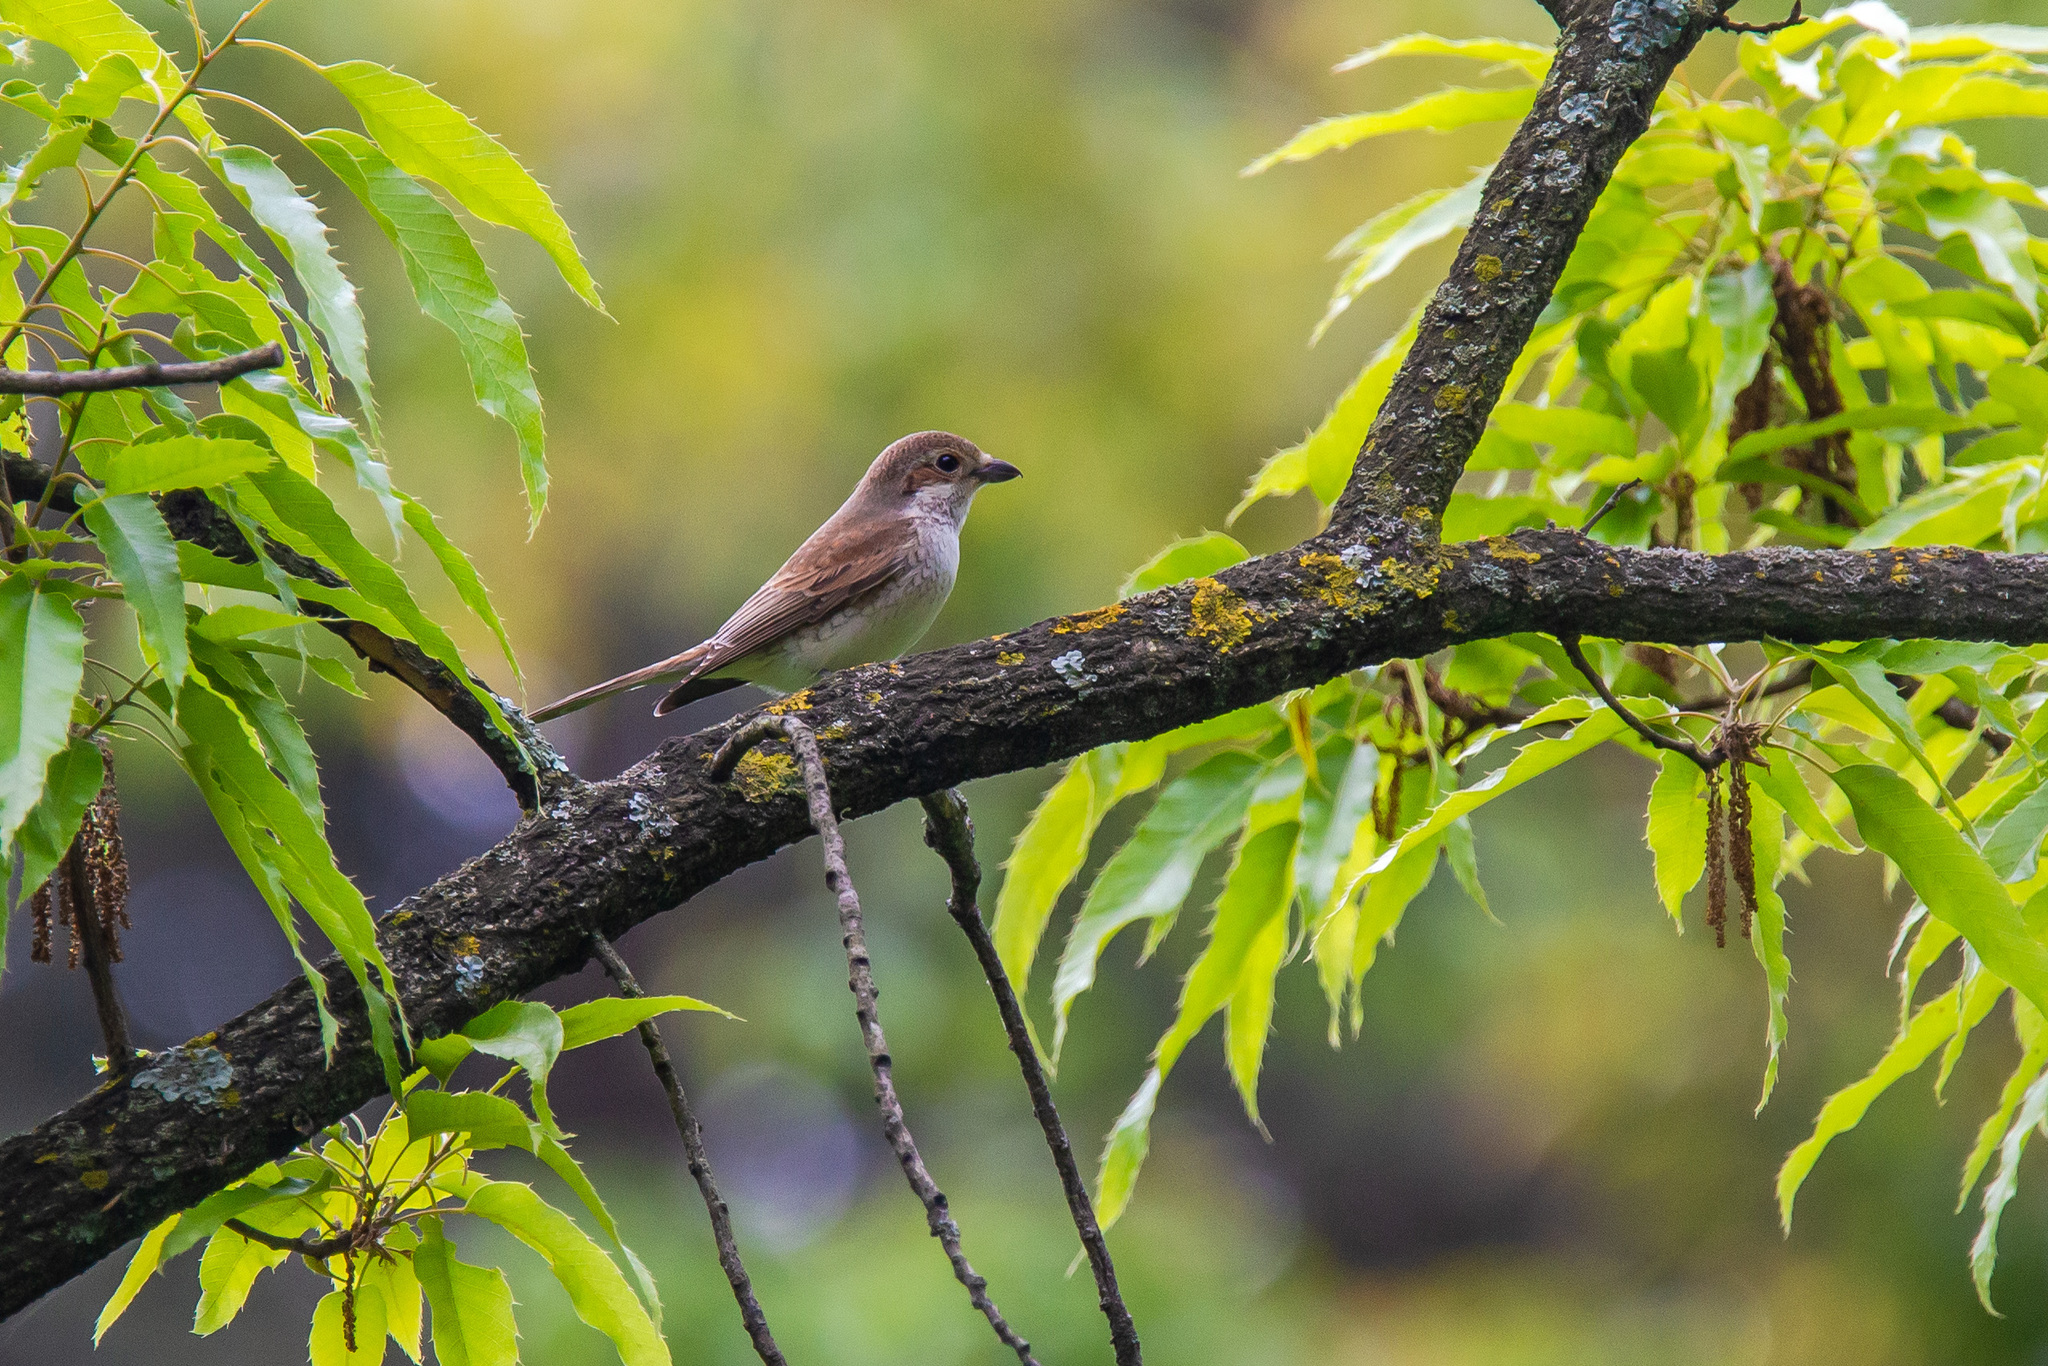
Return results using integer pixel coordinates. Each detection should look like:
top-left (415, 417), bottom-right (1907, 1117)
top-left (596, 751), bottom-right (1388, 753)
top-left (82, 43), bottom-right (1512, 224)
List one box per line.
top-left (94, 1213), bottom-right (179, 1343)
top-left (459, 1181), bottom-right (669, 1366)
top-left (1645, 751), bottom-right (1708, 924)
top-left (557, 994), bottom-right (734, 1051)
top-left (1316, 166), bottom-right (1488, 341)
top-left (415, 1217), bottom-right (518, 1366)
top-left (300, 57), bottom-right (601, 310)
top-left (1973, 1065), bottom-right (2048, 1311)
top-left (0, 0), bottom-right (180, 91)
top-left (1095, 1068), bottom-right (1161, 1230)
top-left (98, 434), bottom-right (272, 495)
top-left (82, 492), bottom-right (187, 695)
top-left (193, 1222), bottom-right (288, 1335)
top-left (1245, 86), bottom-right (1536, 173)
top-left (311, 1284), bottom-right (387, 1366)
top-left (1836, 764), bottom-right (2048, 1016)
top-left (402, 1089), bottom-right (539, 1152)
top-left (0, 573), bottom-right (83, 862)
top-left (1052, 751), bottom-right (1266, 1047)
top-left (1120, 532), bottom-right (1248, 598)
top-left (209, 145), bottom-right (376, 437)
top-left (1334, 32), bottom-right (1551, 78)
top-left (306, 128), bottom-right (549, 529)
top-left (447, 999), bottom-right (564, 1133)
top-left (1751, 787), bottom-right (1792, 1109)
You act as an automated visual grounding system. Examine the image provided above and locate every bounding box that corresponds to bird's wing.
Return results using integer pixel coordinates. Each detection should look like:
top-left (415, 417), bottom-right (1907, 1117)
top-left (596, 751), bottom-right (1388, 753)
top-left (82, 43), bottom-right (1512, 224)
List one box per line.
top-left (687, 512), bottom-right (919, 679)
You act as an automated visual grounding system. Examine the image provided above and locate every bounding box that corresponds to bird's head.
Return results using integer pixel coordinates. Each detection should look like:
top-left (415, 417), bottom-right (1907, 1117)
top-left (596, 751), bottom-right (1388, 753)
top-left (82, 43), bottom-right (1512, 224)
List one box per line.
top-left (860, 430), bottom-right (1020, 526)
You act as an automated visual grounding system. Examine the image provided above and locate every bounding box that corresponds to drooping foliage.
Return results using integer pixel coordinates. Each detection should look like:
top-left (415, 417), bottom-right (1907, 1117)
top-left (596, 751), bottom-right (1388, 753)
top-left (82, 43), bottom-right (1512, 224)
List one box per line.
top-left (995, 5), bottom-right (2048, 1305)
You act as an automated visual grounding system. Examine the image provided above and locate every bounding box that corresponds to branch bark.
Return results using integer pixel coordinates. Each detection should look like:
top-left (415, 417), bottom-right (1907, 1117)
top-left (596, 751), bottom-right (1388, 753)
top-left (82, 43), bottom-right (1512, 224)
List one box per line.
top-left (5, 0), bottom-right (2044, 1321)
top-left (0, 342), bottom-right (284, 395)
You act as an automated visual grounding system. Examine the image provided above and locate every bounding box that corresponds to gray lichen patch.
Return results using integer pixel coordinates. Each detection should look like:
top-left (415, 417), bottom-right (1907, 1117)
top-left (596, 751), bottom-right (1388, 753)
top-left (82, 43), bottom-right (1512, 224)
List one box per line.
top-left (130, 1047), bottom-right (234, 1107)
top-left (1050, 649), bottom-right (1098, 694)
top-left (627, 791), bottom-right (677, 838)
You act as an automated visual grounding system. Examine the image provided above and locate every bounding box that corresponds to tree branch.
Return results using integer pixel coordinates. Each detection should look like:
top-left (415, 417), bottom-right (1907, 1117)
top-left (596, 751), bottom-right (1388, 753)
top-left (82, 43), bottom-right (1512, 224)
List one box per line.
top-left (0, 342), bottom-right (284, 395)
top-left (1, 455), bottom-right (565, 811)
top-left (920, 790), bottom-right (1144, 1366)
top-left (588, 932), bottom-right (785, 1366)
top-left (5, 0), bottom-right (2044, 1319)
top-left (1559, 634), bottom-right (1722, 770)
top-left (713, 718), bottom-right (1040, 1365)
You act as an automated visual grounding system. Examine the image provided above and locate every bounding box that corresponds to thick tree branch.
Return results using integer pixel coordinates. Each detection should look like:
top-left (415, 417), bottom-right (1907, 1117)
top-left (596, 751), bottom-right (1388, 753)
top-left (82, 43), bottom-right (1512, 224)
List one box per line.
top-left (0, 342), bottom-right (284, 395)
top-left (7, 0), bottom-right (2046, 1321)
top-left (1, 457), bottom-right (565, 811)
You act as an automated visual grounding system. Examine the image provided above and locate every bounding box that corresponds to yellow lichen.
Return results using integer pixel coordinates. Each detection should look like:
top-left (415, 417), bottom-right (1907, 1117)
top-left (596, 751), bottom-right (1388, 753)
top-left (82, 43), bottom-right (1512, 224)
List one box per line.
top-left (1473, 254), bottom-right (1503, 282)
top-left (816, 720), bottom-right (851, 740)
top-left (733, 750), bottom-right (800, 802)
top-left (1053, 604), bottom-right (1128, 634)
top-left (1484, 536), bottom-right (1540, 564)
top-left (864, 692), bottom-right (883, 705)
top-left (1608, 582), bottom-right (1624, 597)
top-left (1435, 384), bottom-right (1468, 413)
top-left (1378, 555), bottom-right (1443, 599)
top-left (1188, 578), bottom-right (1255, 652)
top-left (1490, 196), bottom-right (1515, 215)
top-left (766, 690), bottom-right (814, 714)
top-left (997, 651), bottom-right (1026, 666)
top-left (79, 1170), bottom-right (109, 1191)
top-left (1298, 552), bottom-right (1364, 613)
top-left (1442, 609), bottom-right (1462, 632)
top-left (220, 1088), bottom-right (241, 1108)
top-left (454, 935), bottom-right (481, 958)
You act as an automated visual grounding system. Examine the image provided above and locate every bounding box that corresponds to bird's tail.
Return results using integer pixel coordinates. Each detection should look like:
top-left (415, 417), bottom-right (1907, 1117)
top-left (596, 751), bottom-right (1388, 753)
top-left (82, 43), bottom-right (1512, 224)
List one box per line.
top-left (528, 644), bottom-right (712, 722)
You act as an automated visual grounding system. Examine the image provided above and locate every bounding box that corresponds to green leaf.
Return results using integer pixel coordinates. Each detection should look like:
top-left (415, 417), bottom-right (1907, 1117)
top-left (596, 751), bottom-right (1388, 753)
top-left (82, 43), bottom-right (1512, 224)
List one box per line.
top-left (450, 999), bottom-right (564, 1133)
top-left (305, 129), bottom-right (551, 529)
top-left (1316, 165), bottom-right (1489, 341)
top-left (0, 573), bottom-right (83, 859)
top-left (3, 120), bottom-right (85, 205)
top-left (1750, 786), bottom-right (1792, 1109)
top-left (1334, 32), bottom-right (1550, 78)
top-left (0, 0), bottom-right (181, 91)
top-left (94, 1214), bottom-right (179, 1343)
top-left (1757, 748), bottom-right (1854, 854)
top-left (11, 736), bottom-right (101, 919)
top-left (1295, 738), bottom-right (1380, 920)
top-left (557, 994), bottom-right (734, 1051)
top-left (1973, 1066), bottom-right (2048, 1311)
top-left (532, 1134), bottom-right (664, 1329)
top-left (415, 1217), bottom-right (518, 1366)
top-left (1645, 751), bottom-right (1708, 924)
top-left (1984, 781), bottom-right (2048, 880)
top-left (1960, 1000), bottom-right (2048, 1211)
top-left (301, 57), bottom-right (601, 310)
top-left (1779, 984), bottom-right (1965, 1228)
top-left (193, 1222), bottom-right (289, 1335)
top-left (82, 492), bottom-right (186, 695)
top-left (98, 434), bottom-right (272, 495)
top-left (1918, 186), bottom-right (2040, 319)
top-left (1095, 1068), bottom-right (1161, 1229)
top-left (995, 747), bottom-right (1144, 993)
top-left (1154, 822), bottom-right (1299, 1084)
top-left (1120, 532), bottom-right (1248, 598)
top-left (311, 1284), bottom-right (388, 1366)
top-left (362, 1238), bottom-right (424, 1363)
top-left (1225, 892), bottom-right (1287, 1129)
top-left (209, 145), bottom-right (376, 437)
top-left (1727, 403), bottom-right (1976, 462)
top-left (1052, 751), bottom-right (1266, 1046)
top-left (1835, 765), bottom-right (2048, 1016)
top-left (1704, 260), bottom-right (1777, 435)
top-left (459, 1181), bottom-right (670, 1366)
top-left (402, 1089), bottom-right (540, 1152)
top-left (1245, 86), bottom-right (1537, 173)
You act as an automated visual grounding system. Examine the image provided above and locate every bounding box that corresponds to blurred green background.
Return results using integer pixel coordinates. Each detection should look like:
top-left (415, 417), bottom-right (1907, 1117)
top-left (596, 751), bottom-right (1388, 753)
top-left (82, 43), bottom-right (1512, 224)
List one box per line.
top-left (7, 0), bottom-right (2048, 1361)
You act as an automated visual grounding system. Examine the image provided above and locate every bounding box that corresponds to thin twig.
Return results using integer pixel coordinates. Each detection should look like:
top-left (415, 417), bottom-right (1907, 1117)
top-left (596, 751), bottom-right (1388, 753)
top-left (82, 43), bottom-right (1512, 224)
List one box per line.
top-left (1714, 0), bottom-right (1805, 34)
top-left (1560, 634), bottom-right (1723, 771)
top-left (920, 790), bottom-right (1144, 1366)
top-left (588, 932), bottom-right (785, 1366)
top-left (0, 341), bottom-right (284, 395)
top-left (712, 717), bottom-right (1039, 1366)
top-left (1580, 478), bottom-right (1644, 535)
top-left (223, 1218), bottom-right (355, 1259)
top-left (63, 842), bottom-right (133, 1073)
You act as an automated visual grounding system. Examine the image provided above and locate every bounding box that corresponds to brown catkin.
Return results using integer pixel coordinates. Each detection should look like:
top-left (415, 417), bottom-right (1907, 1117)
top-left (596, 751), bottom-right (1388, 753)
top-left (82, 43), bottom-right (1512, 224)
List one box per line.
top-left (81, 759), bottom-right (130, 953)
top-left (1705, 768), bottom-right (1728, 949)
top-left (1728, 758), bottom-right (1759, 942)
top-left (28, 882), bottom-right (52, 964)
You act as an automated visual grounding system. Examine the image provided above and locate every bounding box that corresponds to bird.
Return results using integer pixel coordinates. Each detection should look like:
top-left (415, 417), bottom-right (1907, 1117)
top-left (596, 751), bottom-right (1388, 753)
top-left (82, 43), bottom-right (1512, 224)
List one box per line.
top-left (529, 431), bottom-right (1019, 722)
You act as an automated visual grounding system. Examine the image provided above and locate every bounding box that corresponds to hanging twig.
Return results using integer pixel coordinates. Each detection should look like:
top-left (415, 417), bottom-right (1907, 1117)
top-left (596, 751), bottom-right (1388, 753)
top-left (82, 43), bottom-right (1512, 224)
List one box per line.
top-left (1560, 634), bottom-right (1723, 771)
top-left (919, 789), bottom-right (1145, 1366)
top-left (588, 932), bottom-right (786, 1366)
top-left (712, 717), bottom-right (1039, 1366)
top-left (63, 841), bottom-right (133, 1073)
top-left (0, 341), bottom-right (284, 395)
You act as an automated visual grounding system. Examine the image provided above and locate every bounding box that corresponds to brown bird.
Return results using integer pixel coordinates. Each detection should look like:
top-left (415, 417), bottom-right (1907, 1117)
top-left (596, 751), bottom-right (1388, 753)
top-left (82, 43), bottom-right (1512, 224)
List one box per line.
top-left (530, 431), bottom-right (1019, 721)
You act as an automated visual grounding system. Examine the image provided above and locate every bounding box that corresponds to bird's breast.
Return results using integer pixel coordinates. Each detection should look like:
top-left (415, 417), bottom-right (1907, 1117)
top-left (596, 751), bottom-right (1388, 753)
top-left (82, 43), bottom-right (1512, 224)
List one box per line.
top-left (754, 520), bottom-right (960, 686)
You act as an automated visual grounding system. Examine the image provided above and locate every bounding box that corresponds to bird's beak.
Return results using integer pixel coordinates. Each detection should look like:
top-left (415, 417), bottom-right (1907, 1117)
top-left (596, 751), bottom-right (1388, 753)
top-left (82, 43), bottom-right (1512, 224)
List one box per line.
top-left (978, 459), bottom-right (1021, 484)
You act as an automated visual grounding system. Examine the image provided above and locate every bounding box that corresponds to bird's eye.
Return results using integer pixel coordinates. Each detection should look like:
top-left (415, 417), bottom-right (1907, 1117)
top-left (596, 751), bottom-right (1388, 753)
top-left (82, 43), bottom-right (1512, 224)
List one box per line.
top-left (935, 452), bottom-right (961, 473)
